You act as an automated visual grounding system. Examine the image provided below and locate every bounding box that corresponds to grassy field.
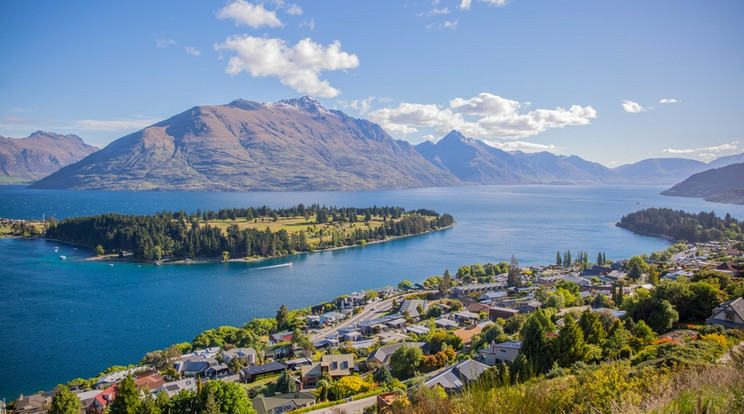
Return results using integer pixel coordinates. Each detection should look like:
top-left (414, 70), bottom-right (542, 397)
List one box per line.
top-left (0, 218), bottom-right (45, 237)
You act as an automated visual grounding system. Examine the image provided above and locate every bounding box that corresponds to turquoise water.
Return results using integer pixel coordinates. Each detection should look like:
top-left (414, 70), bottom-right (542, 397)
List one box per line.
top-left (2, 185), bottom-right (744, 399)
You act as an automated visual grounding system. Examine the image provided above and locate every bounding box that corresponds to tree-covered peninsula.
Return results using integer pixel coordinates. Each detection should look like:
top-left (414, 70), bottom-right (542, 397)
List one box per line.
top-left (617, 208), bottom-right (743, 242)
top-left (45, 205), bottom-right (454, 261)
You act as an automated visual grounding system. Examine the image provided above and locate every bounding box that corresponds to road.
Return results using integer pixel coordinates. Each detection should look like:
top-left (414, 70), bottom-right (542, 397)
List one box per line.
top-left (309, 296), bottom-right (397, 342)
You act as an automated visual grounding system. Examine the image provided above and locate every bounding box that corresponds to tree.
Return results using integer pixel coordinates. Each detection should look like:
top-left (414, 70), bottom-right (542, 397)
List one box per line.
top-left (96, 245), bottom-right (105, 256)
top-left (390, 345), bottom-right (423, 379)
top-left (201, 388), bottom-right (220, 414)
top-left (564, 250), bottom-right (572, 268)
top-left (626, 256), bottom-right (649, 281)
top-left (227, 357), bottom-right (245, 374)
top-left (398, 280), bottom-right (413, 290)
top-left (110, 374), bottom-right (140, 414)
top-left (221, 251), bottom-right (230, 262)
top-left (200, 381), bottom-right (256, 414)
top-left (520, 311), bottom-right (551, 373)
top-left (276, 304), bottom-right (289, 329)
top-left (438, 270), bottom-right (452, 294)
top-left (373, 365), bottom-right (393, 385)
top-left (507, 255), bottom-right (521, 287)
top-left (49, 387), bottom-right (83, 414)
top-left (135, 394), bottom-right (161, 414)
top-left (647, 265), bottom-right (660, 285)
top-left (275, 370), bottom-right (298, 394)
top-left (578, 310), bottom-right (606, 345)
top-left (556, 251), bottom-right (562, 267)
top-left (169, 389), bottom-right (198, 413)
top-left (631, 320), bottom-right (656, 343)
top-left (553, 317), bottom-right (586, 367)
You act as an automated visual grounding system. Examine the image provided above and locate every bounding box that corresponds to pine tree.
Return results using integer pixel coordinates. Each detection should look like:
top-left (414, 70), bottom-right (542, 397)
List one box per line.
top-left (276, 370), bottom-right (297, 394)
top-left (439, 270), bottom-right (452, 294)
top-left (554, 317), bottom-right (586, 367)
top-left (597, 252), bottom-right (603, 266)
top-left (578, 310), bottom-right (606, 345)
top-left (276, 304), bottom-right (289, 329)
top-left (507, 255), bottom-right (521, 287)
top-left (556, 251), bottom-right (562, 267)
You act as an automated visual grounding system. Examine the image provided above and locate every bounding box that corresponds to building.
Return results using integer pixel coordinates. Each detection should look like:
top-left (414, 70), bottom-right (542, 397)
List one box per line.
top-left (517, 300), bottom-right (542, 313)
top-left (424, 359), bottom-right (490, 393)
top-left (301, 354), bottom-right (355, 387)
top-left (153, 378), bottom-right (198, 397)
top-left (489, 306), bottom-right (519, 320)
top-left (453, 282), bottom-right (506, 297)
top-left (367, 342), bottom-right (427, 366)
top-left (400, 299), bottom-right (428, 319)
top-left (251, 391), bottom-right (316, 414)
top-left (241, 361), bottom-right (288, 382)
top-left (479, 341), bottom-right (522, 364)
top-left (222, 347), bottom-right (257, 365)
top-left (706, 297), bottom-right (744, 329)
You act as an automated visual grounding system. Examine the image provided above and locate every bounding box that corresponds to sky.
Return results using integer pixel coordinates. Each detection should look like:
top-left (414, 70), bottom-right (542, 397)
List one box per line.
top-left (1, 0), bottom-right (742, 167)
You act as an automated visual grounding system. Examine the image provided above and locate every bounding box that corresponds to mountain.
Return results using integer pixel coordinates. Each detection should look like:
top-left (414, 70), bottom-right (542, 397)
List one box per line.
top-left (661, 162), bottom-right (744, 204)
top-left (707, 152), bottom-right (744, 169)
top-left (611, 158), bottom-right (708, 184)
top-left (414, 130), bottom-right (616, 184)
top-left (0, 131), bottom-right (98, 183)
top-left (32, 97), bottom-right (459, 191)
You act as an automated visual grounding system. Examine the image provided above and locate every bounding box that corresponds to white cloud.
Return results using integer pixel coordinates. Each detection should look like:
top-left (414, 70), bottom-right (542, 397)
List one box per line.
top-left (419, 7), bottom-right (450, 17)
top-left (662, 141), bottom-right (739, 155)
top-left (347, 97), bottom-right (379, 115)
top-left (74, 119), bottom-right (158, 132)
top-left (0, 116), bottom-right (33, 124)
top-left (460, 0), bottom-right (507, 10)
top-left (483, 140), bottom-right (556, 152)
top-left (285, 4), bottom-right (303, 15)
top-left (217, 0), bottom-right (282, 29)
top-left (300, 18), bottom-right (315, 30)
top-left (368, 92), bottom-right (596, 139)
top-left (185, 47), bottom-right (202, 56)
top-left (156, 38), bottom-right (176, 48)
top-left (659, 98), bottom-right (681, 104)
top-left (215, 36), bottom-right (359, 98)
top-left (621, 99), bottom-right (646, 113)
top-left (442, 20), bottom-right (459, 30)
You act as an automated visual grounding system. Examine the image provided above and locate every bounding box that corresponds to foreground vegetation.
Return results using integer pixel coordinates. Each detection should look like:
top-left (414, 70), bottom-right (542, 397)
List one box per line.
top-left (43, 205), bottom-right (454, 261)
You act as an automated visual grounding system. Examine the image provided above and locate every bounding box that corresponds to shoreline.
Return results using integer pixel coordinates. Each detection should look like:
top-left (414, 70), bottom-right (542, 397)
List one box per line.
top-left (43, 223), bottom-right (456, 266)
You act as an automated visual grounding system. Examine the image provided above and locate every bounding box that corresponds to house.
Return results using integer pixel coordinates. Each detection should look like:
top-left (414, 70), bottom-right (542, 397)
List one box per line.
top-left (468, 302), bottom-right (492, 314)
top-left (222, 347), bottom-right (257, 365)
top-left (312, 336), bottom-right (340, 349)
top-left (400, 299), bottom-right (428, 319)
top-left (378, 331), bottom-right (411, 344)
top-left (251, 391), bottom-right (316, 414)
top-left (342, 330), bottom-right (363, 342)
top-left (385, 317), bottom-right (408, 329)
top-left (75, 389), bottom-right (103, 412)
top-left (716, 261), bottom-right (743, 276)
top-left (406, 325), bottom-right (430, 336)
top-left (489, 306), bottom-right (519, 320)
top-left (153, 378), bottom-right (198, 397)
top-left (367, 342), bottom-right (428, 366)
top-left (14, 390), bottom-right (57, 414)
top-left (241, 361), bottom-right (288, 382)
top-left (434, 317), bottom-right (459, 330)
top-left (264, 344), bottom-right (293, 360)
top-left (133, 371), bottom-right (165, 391)
top-left (453, 310), bottom-right (480, 324)
top-left (269, 330), bottom-right (294, 344)
top-left (320, 311), bottom-right (345, 324)
top-left (453, 323), bottom-right (485, 348)
top-left (517, 300), bottom-right (542, 313)
top-left (301, 354), bottom-right (355, 387)
top-left (89, 385), bottom-right (116, 413)
top-left (376, 391), bottom-right (406, 412)
top-left (206, 364), bottom-right (230, 378)
top-left (706, 297), bottom-right (744, 329)
top-left (479, 341), bottom-right (522, 364)
top-left (359, 315), bottom-right (398, 335)
top-left (453, 282), bottom-right (506, 297)
top-left (479, 291), bottom-right (507, 304)
top-left (179, 360), bottom-right (210, 377)
top-left (95, 367), bottom-right (146, 388)
top-left (424, 359), bottom-right (490, 393)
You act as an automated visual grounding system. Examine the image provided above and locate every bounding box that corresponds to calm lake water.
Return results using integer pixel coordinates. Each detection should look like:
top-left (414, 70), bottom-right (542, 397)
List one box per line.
top-left (2, 185), bottom-right (744, 399)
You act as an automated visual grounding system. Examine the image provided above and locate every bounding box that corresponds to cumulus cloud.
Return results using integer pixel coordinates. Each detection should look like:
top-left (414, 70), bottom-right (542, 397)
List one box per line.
top-left (215, 36), bottom-right (359, 98)
top-left (284, 3), bottom-right (303, 15)
top-left (156, 38), bottom-right (176, 48)
top-left (621, 99), bottom-right (647, 113)
top-left (659, 98), bottom-right (681, 104)
top-left (345, 97), bottom-right (380, 115)
top-left (368, 92), bottom-right (596, 140)
top-left (74, 119), bottom-right (158, 131)
top-left (300, 18), bottom-right (315, 30)
top-left (662, 141), bottom-right (739, 155)
top-left (217, 0), bottom-right (282, 28)
top-left (185, 47), bottom-right (202, 56)
top-left (460, 0), bottom-right (508, 10)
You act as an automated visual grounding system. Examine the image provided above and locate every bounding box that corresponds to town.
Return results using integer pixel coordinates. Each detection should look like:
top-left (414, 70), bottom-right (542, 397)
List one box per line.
top-left (8, 240), bottom-right (744, 414)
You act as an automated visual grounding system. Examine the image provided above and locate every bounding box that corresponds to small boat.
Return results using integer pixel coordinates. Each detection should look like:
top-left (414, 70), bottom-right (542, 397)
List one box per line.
top-left (53, 247), bottom-right (59, 253)
top-left (59, 255), bottom-right (67, 260)
top-left (109, 263), bottom-right (114, 267)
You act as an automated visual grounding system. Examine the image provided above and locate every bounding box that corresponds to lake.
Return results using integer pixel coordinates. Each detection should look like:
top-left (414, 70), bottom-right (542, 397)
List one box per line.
top-left (2, 185), bottom-right (744, 399)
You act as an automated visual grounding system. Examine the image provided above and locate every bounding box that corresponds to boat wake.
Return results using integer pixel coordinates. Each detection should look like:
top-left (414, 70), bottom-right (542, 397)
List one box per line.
top-left (254, 262), bottom-right (293, 271)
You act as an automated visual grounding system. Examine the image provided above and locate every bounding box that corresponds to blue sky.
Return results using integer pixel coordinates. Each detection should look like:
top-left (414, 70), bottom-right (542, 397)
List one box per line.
top-left (1, 0), bottom-right (742, 166)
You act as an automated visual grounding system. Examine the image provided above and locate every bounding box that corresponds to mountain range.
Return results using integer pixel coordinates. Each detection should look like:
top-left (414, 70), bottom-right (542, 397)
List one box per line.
top-left (32, 97), bottom-right (457, 191)
top-left (662, 162), bottom-right (744, 205)
top-left (0, 131), bottom-right (98, 183)
top-left (21, 97), bottom-right (744, 191)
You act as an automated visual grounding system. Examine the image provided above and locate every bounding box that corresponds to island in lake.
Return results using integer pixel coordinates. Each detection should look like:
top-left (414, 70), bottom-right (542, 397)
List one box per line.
top-left (38, 205), bottom-right (454, 262)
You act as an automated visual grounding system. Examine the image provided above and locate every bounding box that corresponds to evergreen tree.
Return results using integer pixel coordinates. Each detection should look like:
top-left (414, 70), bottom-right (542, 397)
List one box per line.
top-left (49, 387), bottom-right (83, 414)
top-left (554, 317), bottom-right (586, 367)
top-left (110, 374), bottom-right (140, 414)
top-left (200, 381), bottom-right (256, 414)
top-left (519, 310), bottom-right (553, 373)
top-left (507, 255), bottom-right (521, 287)
top-left (135, 395), bottom-right (161, 414)
top-left (202, 388), bottom-right (220, 414)
top-left (438, 270), bottom-right (452, 294)
top-left (276, 304), bottom-right (289, 330)
top-left (556, 251), bottom-right (562, 267)
top-left (578, 309), bottom-right (606, 345)
top-left (155, 391), bottom-right (171, 414)
top-left (275, 370), bottom-right (298, 394)
top-left (597, 252), bottom-right (603, 266)
top-left (373, 366), bottom-right (393, 385)
top-left (564, 250), bottom-right (572, 268)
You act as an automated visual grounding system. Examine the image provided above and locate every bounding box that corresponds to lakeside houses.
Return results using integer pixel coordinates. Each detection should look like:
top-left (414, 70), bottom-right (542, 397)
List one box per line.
top-left (241, 361), bottom-right (288, 383)
top-left (399, 299), bottom-right (428, 319)
top-left (300, 354), bottom-right (355, 387)
top-left (368, 342), bottom-right (428, 367)
top-left (424, 359), bottom-right (490, 393)
top-left (706, 297), bottom-right (744, 329)
top-left (453, 282), bottom-right (506, 297)
top-left (221, 347), bottom-right (257, 365)
top-left (251, 391), bottom-right (316, 414)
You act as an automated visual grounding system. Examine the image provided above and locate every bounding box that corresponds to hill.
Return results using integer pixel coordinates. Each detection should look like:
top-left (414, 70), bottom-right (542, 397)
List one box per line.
top-left (661, 162), bottom-right (744, 204)
top-left (414, 130), bottom-right (616, 184)
top-left (611, 157), bottom-right (708, 184)
top-left (32, 97), bottom-right (459, 191)
top-left (0, 131), bottom-right (98, 183)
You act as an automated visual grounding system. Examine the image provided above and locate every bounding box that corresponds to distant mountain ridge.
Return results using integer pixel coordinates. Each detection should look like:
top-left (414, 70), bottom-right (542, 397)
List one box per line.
top-left (32, 97), bottom-right (459, 191)
top-left (661, 163), bottom-right (744, 205)
top-left (0, 131), bottom-right (98, 183)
